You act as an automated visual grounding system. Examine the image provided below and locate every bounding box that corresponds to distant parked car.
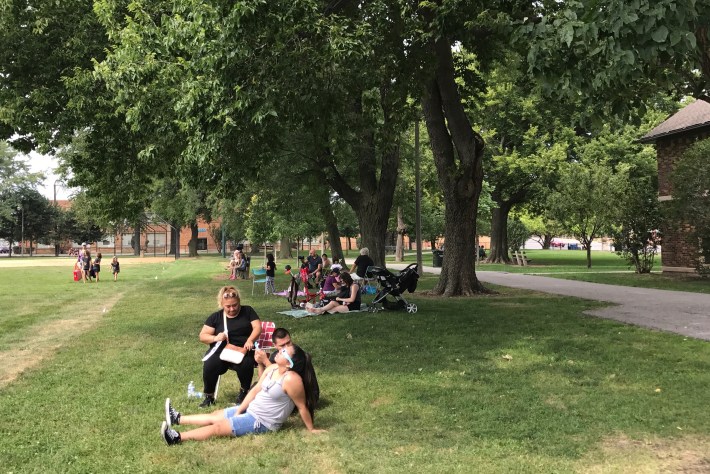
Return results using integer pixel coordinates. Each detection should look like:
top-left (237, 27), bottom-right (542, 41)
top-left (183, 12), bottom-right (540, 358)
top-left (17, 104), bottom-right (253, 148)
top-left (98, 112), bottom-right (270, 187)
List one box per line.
top-left (0, 247), bottom-right (9, 254)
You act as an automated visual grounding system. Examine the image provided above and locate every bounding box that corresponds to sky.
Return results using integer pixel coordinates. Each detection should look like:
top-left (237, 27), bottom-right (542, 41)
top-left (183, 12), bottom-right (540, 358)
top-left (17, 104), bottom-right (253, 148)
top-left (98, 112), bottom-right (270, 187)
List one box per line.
top-left (25, 151), bottom-right (74, 201)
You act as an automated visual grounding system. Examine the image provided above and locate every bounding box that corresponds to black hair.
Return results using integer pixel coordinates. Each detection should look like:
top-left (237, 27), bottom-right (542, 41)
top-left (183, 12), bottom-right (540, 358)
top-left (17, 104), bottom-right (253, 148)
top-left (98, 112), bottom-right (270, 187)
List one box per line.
top-left (272, 327), bottom-right (290, 342)
top-left (322, 253), bottom-right (328, 258)
top-left (289, 345), bottom-right (317, 419)
top-left (340, 271), bottom-right (354, 286)
top-left (267, 253), bottom-right (274, 262)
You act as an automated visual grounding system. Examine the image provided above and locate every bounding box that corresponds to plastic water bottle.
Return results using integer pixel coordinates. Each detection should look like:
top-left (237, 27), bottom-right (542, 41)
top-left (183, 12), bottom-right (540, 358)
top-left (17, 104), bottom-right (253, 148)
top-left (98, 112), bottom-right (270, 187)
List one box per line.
top-left (188, 381), bottom-right (203, 399)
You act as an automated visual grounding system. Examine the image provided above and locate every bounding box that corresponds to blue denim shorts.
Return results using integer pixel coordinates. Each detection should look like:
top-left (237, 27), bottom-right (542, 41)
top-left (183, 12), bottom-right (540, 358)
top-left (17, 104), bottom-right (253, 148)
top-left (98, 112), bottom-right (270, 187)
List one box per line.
top-left (223, 406), bottom-right (270, 437)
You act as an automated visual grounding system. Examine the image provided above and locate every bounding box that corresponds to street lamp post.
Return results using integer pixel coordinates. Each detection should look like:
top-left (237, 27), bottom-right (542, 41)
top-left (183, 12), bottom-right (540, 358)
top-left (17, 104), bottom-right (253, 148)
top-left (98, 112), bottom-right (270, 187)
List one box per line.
top-left (53, 180), bottom-right (62, 256)
top-left (17, 205), bottom-right (24, 256)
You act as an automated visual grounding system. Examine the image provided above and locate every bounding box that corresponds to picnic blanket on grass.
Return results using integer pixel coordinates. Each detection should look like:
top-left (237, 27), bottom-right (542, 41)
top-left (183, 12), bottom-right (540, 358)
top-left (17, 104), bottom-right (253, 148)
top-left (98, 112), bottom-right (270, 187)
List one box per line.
top-left (278, 305), bottom-right (369, 318)
top-left (274, 289), bottom-right (306, 297)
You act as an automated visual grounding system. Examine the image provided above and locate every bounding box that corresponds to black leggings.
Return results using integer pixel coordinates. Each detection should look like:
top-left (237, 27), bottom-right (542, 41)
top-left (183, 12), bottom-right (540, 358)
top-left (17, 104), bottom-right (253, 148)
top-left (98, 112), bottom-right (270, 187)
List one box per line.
top-left (202, 351), bottom-right (256, 394)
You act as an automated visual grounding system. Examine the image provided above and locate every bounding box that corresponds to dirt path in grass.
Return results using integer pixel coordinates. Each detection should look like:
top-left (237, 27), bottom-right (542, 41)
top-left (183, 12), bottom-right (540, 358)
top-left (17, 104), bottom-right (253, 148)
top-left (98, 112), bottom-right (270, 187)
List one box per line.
top-left (0, 292), bottom-right (124, 388)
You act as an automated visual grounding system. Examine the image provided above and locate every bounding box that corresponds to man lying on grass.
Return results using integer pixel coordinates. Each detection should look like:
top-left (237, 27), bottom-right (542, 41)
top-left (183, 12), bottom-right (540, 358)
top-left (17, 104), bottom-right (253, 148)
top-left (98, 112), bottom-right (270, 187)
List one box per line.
top-left (161, 344), bottom-right (325, 445)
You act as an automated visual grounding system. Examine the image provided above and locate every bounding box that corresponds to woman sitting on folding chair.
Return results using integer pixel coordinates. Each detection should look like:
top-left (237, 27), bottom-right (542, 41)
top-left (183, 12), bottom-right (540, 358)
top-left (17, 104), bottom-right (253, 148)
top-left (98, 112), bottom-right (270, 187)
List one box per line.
top-left (198, 287), bottom-right (261, 408)
top-left (161, 344), bottom-right (325, 445)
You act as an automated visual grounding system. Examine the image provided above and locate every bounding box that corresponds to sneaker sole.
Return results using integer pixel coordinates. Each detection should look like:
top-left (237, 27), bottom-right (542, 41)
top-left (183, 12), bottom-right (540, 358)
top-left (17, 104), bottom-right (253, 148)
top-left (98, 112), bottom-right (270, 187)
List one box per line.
top-left (165, 398), bottom-right (172, 426)
top-left (160, 421), bottom-right (169, 445)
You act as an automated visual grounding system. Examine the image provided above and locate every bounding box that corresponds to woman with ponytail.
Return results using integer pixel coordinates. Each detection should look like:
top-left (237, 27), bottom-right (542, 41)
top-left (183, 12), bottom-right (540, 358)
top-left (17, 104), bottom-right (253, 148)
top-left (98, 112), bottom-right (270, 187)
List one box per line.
top-left (160, 345), bottom-right (325, 445)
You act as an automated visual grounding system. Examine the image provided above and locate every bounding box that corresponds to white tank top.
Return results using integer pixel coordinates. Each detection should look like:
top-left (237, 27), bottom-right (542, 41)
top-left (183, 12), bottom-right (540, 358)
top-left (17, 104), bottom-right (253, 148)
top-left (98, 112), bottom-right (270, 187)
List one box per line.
top-left (247, 371), bottom-right (295, 431)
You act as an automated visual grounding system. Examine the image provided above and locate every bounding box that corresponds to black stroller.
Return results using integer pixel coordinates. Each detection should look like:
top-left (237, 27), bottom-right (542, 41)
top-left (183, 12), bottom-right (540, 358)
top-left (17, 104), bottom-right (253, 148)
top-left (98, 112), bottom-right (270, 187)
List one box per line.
top-left (367, 263), bottom-right (419, 313)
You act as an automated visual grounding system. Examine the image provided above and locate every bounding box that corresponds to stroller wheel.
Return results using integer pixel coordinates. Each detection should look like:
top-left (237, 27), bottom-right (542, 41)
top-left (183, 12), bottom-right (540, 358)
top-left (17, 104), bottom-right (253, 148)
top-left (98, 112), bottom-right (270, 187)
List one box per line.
top-left (406, 303), bottom-right (417, 314)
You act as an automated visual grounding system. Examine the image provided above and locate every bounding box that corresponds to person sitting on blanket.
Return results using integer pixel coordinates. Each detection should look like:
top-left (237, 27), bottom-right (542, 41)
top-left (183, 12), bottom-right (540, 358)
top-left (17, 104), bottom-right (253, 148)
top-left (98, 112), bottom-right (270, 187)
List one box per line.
top-left (306, 271), bottom-right (360, 315)
top-left (321, 267), bottom-right (340, 298)
top-left (254, 328), bottom-right (320, 403)
top-left (161, 344), bottom-right (325, 445)
top-left (321, 253), bottom-right (331, 272)
top-left (320, 268), bottom-right (340, 306)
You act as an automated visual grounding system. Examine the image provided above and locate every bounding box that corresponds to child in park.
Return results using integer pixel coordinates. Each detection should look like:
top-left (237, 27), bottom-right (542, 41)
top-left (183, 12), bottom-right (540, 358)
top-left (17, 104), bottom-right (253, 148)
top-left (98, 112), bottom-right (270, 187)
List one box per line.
top-left (229, 256), bottom-right (237, 280)
top-left (111, 256), bottom-right (120, 281)
top-left (265, 253), bottom-right (276, 294)
top-left (82, 249), bottom-right (92, 283)
top-left (92, 252), bottom-right (102, 282)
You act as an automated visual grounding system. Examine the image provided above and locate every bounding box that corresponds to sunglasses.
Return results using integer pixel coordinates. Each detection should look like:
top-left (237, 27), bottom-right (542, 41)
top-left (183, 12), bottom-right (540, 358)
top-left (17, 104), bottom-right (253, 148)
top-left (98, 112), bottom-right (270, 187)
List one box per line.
top-left (280, 348), bottom-right (294, 368)
top-left (222, 291), bottom-right (237, 299)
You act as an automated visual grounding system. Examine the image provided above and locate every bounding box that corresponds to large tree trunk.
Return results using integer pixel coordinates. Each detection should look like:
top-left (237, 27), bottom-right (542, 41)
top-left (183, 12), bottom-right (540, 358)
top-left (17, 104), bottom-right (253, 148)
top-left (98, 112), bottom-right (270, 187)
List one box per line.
top-left (542, 234), bottom-right (553, 249)
top-left (278, 236), bottom-right (292, 259)
top-left (422, 36), bottom-right (486, 296)
top-left (188, 222), bottom-right (198, 257)
top-left (488, 183), bottom-right (530, 263)
top-left (133, 226), bottom-right (141, 256)
top-left (324, 96), bottom-right (400, 268)
top-left (395, 206), bottom-right (405, 262)
top-left (355, 186), bottom-right (393, 267)
top-left (169, 220), bottom-right (179, 255)
top-left (487, 204), bottom-right (513, 263)
top-left (584, 237), bottom-right (593, 268)
top-left (315, 181), bottom-right (345, 263)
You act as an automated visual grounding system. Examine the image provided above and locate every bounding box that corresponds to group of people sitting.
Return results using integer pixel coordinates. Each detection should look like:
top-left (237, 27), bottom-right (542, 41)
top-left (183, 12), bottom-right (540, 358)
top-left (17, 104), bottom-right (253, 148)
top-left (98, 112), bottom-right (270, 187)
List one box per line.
top-left (304, 269), bottom-right (362, 315)
top-left (295, 249), bottom-right (335, 285)
top-left (280, 247), bottom-right (375, 314)
top-left (160, 286), bottom-right (324, 446)
top-left (161, 247), bottom-right (381, 445)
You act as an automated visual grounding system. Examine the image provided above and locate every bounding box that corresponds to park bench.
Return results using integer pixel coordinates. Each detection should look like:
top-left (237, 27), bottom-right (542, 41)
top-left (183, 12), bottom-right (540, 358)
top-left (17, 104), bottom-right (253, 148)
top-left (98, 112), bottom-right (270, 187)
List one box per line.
top-left (512, 250), bottom-right (531, 266)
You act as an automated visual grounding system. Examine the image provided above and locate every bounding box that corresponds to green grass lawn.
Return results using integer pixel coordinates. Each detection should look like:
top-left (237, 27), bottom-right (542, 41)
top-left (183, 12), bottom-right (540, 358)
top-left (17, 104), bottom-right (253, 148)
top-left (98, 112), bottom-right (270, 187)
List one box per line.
top-left (1, 257), bottom-right (709, 473)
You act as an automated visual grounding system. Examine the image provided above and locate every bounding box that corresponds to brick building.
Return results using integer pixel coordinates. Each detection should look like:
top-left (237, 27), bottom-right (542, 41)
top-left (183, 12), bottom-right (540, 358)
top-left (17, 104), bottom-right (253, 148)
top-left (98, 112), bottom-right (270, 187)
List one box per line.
top-left (28, 201), bottom-right (221, 256)
top-left (639, 99), bottom-right (710, 272)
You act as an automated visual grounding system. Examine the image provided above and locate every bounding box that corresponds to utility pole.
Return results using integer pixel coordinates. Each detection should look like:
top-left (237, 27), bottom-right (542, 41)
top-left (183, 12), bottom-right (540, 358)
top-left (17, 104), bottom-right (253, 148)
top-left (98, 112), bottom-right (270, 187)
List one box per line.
top-left (17, 204), bottom-right (24, 256)
top-left (53, 181), bottom-right (60, 256)
top-left (415, 117), bottom-right (423, 275)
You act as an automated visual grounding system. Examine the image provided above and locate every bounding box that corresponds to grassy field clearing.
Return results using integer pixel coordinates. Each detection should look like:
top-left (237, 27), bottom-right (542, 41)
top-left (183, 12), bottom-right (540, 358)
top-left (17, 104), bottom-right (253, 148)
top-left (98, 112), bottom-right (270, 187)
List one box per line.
top-left (1, 257), bottom-right (709, 472)
top-left (389, 249), bottom-right (710, 294)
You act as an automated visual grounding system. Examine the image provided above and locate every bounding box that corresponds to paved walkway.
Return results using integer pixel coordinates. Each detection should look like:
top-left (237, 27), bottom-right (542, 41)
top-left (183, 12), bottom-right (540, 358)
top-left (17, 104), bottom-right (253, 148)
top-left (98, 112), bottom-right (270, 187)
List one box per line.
top-left (384, 263), bottom-right (710, 341)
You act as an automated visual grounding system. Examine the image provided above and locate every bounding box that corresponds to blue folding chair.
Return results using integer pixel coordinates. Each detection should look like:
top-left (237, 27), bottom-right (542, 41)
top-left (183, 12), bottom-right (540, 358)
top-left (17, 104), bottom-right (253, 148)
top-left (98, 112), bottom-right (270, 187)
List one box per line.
top-left (251, 268), bottom-right (269, 295)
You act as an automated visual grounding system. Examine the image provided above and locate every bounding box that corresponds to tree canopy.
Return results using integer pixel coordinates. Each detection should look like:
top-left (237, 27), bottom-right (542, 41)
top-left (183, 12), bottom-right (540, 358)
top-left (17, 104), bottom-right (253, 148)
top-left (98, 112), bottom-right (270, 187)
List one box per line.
top-left (2, 0), bottom-right (706, 294)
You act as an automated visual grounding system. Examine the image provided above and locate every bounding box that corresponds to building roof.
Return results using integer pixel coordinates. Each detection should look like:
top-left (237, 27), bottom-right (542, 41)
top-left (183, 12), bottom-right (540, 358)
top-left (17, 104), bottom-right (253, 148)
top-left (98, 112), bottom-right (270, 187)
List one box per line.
top-left (639, 99), bottom-right (710, 144)
top-left (54, 199), bottom-right (72, 210)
